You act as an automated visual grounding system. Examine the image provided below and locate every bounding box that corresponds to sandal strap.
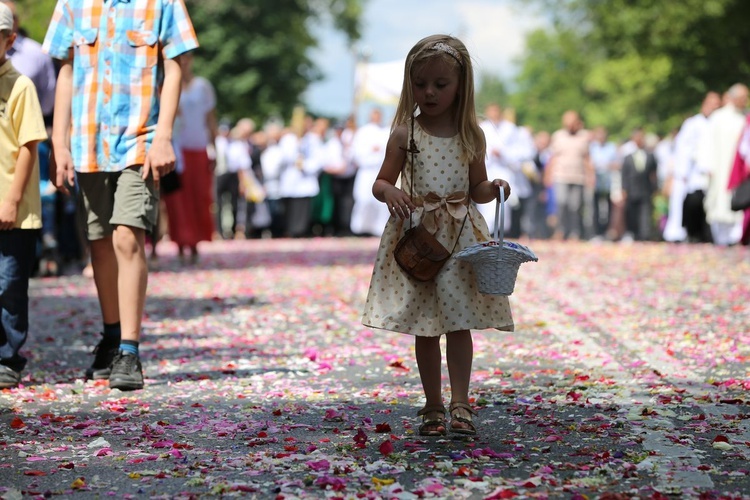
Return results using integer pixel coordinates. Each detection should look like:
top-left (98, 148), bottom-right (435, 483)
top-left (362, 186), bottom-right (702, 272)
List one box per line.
top-left (418, 404), bottom-right (446, 417)
top-left (449, 401), bottom-right (476, 416)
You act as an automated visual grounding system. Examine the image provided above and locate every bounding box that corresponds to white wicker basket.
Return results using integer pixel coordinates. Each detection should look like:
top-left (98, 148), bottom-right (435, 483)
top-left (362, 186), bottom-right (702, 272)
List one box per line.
top-left (455, 190), bottom-right (538, 295)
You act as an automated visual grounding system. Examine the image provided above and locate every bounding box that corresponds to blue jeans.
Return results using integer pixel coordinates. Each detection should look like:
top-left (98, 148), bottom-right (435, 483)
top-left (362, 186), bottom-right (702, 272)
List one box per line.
top-left (0, 229), bottom-right (39, 372)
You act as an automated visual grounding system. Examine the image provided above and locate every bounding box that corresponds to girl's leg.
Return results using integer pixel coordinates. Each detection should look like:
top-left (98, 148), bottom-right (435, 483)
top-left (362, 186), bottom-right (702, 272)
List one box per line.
top-left (415, 336), bottom-right (442, 404)
top-left (415, 336), bottom-right (444, 433)
top-left (446, 330), bottom-right (475, 433)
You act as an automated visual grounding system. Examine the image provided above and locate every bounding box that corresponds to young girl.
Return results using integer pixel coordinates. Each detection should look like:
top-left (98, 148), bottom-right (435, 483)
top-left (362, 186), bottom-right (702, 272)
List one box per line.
top-left (362, 35), bottom-right (514, 437)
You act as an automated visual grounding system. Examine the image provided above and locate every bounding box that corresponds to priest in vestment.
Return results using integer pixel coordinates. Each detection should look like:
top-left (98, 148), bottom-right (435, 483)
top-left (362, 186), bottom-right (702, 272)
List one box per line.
top-left (696, 84), bottom-right (748, 246)
top-left (350, 108), bottom-right (390, 236)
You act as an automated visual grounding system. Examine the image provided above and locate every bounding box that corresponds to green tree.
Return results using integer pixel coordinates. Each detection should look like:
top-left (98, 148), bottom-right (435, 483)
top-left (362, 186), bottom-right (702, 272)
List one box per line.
top-left (185, 0), bottom-right (363, 123)
top-left (516, 0), bottom-right (750, 136)
top-left (10, 0), bottom-right (57, 42)
top-left (509, 28), bottom-right (594, 134)
top-left (14, 0), bottom-right (364, 124)
top-left (475, 73), bottom-right (509, 118)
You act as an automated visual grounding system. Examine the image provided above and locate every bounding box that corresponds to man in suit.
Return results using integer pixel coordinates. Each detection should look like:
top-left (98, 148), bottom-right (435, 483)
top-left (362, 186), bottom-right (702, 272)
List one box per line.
top-left (621, 128), bottom-right (658, 241)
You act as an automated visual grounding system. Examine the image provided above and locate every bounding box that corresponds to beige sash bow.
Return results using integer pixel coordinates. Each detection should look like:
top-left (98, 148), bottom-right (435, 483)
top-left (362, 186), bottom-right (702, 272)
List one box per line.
top-left (418, 191), bottom-right (468, 234)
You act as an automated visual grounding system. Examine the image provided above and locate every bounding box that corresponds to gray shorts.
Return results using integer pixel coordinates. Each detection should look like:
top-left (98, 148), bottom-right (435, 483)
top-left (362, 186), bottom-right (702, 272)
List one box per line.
top-left (77, 166), bottom-right (159, 240)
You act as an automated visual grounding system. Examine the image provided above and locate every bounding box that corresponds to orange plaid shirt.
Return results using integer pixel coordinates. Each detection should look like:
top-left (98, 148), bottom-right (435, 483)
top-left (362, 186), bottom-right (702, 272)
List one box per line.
top-left (42, 0), bottom-right (198, 172)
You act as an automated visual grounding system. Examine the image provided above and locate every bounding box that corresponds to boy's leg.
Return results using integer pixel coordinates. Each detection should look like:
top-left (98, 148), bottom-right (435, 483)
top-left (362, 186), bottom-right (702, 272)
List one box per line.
top-left (90, 237), bottom-right (120, 324)
top-left (77, 173), bottom-right (122, 379)
top-left (88, 238), bottom-right (121, 378)
top-left (0, 229), bottom-right (38, 388)
top-left (107, 166), bottom-right (158, 391)
top-left (113, 224), bottom-right (147, 343)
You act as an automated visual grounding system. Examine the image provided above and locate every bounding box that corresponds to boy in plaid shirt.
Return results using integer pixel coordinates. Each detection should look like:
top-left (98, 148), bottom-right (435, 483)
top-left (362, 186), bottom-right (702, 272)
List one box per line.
top-left (43, 0), bottom-right (198, 390)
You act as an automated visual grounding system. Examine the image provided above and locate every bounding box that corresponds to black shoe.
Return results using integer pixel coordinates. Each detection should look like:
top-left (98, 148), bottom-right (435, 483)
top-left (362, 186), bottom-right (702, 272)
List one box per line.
top-left (0, 364), bottom-right (22, 389)
top-left (86, 339), bottom-right (119, 380)
top-left (108, 352), bottom-right (144, 391)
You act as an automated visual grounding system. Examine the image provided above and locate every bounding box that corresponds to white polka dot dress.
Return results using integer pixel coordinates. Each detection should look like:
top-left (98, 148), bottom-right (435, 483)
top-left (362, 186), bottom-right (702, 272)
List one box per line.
top-left (362, 122), bottom-right (514, 336)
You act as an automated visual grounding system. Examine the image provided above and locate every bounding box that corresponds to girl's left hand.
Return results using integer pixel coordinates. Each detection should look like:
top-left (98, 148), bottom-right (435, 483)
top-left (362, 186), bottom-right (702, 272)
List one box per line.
top-left (491, 179), bottom-right (511, 201)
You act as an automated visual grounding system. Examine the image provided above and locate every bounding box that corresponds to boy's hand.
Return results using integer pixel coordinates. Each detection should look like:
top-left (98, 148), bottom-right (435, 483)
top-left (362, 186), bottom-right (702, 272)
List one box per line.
top-left (0, 200), bottom-right (18, 230)
top-left (143, 136), bottom-right (176, 184)
top-left (51, 146), bottom-right (76, 195)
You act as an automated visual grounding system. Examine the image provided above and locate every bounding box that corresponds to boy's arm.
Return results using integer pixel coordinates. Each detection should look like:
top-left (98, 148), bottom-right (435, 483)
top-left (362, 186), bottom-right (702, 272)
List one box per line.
top-left (51, 58), bottom-right (75, 194)
top-left (143, 55), bottom-right (183, 182)
top-left (0, 142), bottom-right (40, 230)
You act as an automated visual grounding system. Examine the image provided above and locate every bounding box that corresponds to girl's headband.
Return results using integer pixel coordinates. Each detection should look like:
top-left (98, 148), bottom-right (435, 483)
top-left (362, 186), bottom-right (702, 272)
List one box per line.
top-left (430, 42), bottom-right (463, 68)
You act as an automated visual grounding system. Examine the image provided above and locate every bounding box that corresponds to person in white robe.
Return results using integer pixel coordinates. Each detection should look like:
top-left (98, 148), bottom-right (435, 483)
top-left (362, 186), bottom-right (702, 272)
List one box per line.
top-left (510, 125), bottom-right (537, 238)
top-left (478, 103), bottom-right (520, 233)
top-left (588, 126), bottom-right (619, 239)
top-left (259, 123), bottom-right (286, 237)
top-left (323, 119), bottom-right (357, 236)
top-left (696, 84), bottom-right (748, 246)
top-left (278, 117), bottom-right (328, 237)
top-left (223, 119), bottom-right (254, 238)
top-left (664, 92), bottom-right (721, 243)
top-left (350, 108), bottom-right (390, 236)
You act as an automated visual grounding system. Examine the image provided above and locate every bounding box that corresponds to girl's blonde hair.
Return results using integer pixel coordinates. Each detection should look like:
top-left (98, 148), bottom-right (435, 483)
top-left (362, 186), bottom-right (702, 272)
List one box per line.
top-left (392, 34), bottom-right (485, 163)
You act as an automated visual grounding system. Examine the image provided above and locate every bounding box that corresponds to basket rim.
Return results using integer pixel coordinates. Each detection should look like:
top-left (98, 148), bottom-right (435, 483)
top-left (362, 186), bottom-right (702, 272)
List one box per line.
top-left (455, 241), bottom-right (538, 262)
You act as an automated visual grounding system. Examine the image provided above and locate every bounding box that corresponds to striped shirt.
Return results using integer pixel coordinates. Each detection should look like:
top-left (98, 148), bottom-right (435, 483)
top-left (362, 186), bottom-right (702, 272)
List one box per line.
top-left (42, 0), bottom-right (199, 173)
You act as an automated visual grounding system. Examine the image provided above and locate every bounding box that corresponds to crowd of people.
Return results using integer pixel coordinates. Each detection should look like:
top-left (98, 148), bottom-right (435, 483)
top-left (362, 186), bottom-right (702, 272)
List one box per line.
top-left (184, 84), bottom-right (750, 251)
top-left (475, 87), bottom-right (750, 247)
top-left (6, 0), bottom-right (750, 281)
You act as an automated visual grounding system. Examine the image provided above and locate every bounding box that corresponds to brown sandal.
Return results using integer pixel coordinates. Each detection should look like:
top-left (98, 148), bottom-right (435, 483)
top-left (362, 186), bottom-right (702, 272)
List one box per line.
top-left (417, 404), bottom-right (447, 436)
top-left (449, 402), bottom-right (477, 436)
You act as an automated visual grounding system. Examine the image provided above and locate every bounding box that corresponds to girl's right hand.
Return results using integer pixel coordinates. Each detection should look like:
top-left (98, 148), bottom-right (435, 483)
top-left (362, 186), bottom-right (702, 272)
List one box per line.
top-left (385, 188), bottom-right (416, 220)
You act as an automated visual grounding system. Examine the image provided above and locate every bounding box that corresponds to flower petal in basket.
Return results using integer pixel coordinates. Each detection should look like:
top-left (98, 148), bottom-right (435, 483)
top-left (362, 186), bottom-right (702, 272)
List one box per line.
top-left (455, 240), bottom-right (538, 265)
top-left (502, 241), bottom-right (538, 263)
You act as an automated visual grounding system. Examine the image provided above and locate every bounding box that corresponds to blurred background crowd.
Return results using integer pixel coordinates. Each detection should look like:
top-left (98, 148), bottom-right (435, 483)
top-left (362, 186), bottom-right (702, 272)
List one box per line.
top-left (31, 82), bottom-right (750, 279)
top-left (5, 0), bottom-right (750, 277)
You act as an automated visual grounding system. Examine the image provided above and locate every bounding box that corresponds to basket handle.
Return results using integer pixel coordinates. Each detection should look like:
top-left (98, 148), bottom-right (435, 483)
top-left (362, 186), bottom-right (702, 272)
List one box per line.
top-left (493, 188), bottom-right (505, 244)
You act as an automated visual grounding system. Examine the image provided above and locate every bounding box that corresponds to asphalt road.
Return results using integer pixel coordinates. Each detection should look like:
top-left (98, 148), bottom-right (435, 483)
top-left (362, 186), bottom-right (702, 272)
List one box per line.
top-left (1, 238), bottom-right (749, 499)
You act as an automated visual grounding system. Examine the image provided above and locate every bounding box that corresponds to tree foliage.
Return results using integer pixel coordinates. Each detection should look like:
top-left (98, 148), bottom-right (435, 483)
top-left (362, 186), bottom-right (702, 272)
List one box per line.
top-left (11, 0), bottom-right (57, 41)
top-left (475, 73), bottom-right (509, 119)
top-left (507, 28), bottom-right (593, 133)
top-left (185, 0), bottom-right (363, 123)
top-left (14, 0), bottom-right (363, 124)
top-left (511, 0), bottom-right (750, 138)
